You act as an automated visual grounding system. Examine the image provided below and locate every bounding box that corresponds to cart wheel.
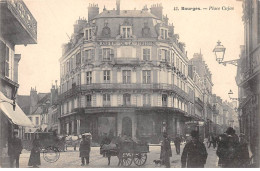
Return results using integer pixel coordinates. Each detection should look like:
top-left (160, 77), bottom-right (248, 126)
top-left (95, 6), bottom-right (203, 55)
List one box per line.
top-left (122, 153), bottom-right (133, 167)
top-left (133, 153), bottom-right (147, 166)
top-left (43, 146), bottom-right (60, 163)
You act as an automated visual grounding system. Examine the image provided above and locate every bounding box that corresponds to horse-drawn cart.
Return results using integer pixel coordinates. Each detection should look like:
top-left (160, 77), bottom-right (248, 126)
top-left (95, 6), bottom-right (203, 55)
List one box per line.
top-left (100, 140), bottom-right (149, 167)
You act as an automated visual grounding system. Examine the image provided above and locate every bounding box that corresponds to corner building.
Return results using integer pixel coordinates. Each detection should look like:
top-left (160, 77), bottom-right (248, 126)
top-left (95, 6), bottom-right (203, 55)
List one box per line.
top-left (59, 2), bottom-right (191, 144)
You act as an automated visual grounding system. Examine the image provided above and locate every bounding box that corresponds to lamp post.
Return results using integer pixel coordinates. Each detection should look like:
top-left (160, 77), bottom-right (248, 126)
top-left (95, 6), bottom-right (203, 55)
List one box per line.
top-left (213, 41), bottom-right (239, 66)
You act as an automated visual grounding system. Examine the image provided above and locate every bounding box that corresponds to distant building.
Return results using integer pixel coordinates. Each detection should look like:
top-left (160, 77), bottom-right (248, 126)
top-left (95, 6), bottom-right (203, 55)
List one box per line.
top-left (47, 82), bottom-right (60, 133)
top-left (17, 87), bottom-right (50, 133)
top-left (189, 52), bottom-right (214, 138)
top-left (212, 94), bottom-right (224, 134)
top-left (0, 0), bottom-right (37, 167)
top-left (59, 1), bottom-right (192, 143)
top-left (187, 64), bottom-right (204, 138)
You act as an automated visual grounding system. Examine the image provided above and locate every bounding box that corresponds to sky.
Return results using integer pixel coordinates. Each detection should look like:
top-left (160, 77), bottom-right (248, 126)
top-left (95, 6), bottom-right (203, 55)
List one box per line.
top-left (16, 0), bottom-right (244, 102)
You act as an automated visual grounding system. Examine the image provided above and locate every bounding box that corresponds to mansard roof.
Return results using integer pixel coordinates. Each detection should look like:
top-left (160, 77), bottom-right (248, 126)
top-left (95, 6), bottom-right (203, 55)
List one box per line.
top-left (93, 10), bottom-right (160, 19)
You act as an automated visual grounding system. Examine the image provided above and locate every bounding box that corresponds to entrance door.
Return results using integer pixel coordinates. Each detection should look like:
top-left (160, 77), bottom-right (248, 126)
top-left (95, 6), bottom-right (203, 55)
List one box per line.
top-left (122, 117), bottom-right (132, 137)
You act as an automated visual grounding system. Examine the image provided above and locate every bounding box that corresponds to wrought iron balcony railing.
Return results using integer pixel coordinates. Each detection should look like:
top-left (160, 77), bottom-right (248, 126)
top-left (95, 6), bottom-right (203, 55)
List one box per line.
top-left (3, 0), bottom-right (37, 43)
top-left (58, 83), bottom-right (190, 102)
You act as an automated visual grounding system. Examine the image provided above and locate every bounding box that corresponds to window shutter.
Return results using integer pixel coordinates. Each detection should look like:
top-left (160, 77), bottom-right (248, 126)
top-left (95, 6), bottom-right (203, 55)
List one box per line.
top-left (99, 48), bottom-right (102, 60)
top-left (148, 49), bottom-right (151, 60)
top-left (158, 49), bottom-right (161, 61)
top-left (167, 50), bottom-right (170, 62)
top-left (110, 48), bottom-right (114, 58)
top-left (82, 51), bottom-right (86, 62)
top-left (91, 49), bottom-right (95, 60)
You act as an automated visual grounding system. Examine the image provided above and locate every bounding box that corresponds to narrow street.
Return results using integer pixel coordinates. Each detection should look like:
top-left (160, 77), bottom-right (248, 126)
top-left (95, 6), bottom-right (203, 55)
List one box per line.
top-left (19, 143), bottom-right (219, 168)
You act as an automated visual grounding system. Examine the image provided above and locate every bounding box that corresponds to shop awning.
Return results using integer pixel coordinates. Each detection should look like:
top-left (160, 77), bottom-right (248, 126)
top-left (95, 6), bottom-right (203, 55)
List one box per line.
top-left (0, 92), bottom-right (34, 127)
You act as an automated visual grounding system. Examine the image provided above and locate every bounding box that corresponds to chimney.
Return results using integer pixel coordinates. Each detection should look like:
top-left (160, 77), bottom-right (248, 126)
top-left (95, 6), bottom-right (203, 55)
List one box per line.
top-left (88, 3), bottom-right (99, 21)
top-left (150, 3), bottom-right (163, 20)
top-left (30, 87), bottom-right (38, 114)
top-left (116, 0), bottom-right (120, 15)
top-left (74, 18), bottom-right (87, 33)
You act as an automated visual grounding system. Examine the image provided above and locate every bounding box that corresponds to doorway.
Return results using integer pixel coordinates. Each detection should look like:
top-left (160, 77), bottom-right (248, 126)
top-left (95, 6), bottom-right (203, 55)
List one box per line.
top-left (122, 117), bottom-right (132, 137)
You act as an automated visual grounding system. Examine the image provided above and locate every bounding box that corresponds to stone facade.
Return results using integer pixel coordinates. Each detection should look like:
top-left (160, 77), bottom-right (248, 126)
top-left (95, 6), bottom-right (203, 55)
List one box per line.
top-left (0, 0), bottom-right (37, 167)
top-left (58, 2), bottom-right (191, 143)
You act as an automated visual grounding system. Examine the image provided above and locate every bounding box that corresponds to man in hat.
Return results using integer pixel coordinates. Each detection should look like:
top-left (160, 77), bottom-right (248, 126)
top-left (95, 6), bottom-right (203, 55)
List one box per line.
top-left (79, 135), bottom-right (91, 166)
top-left (217, 127), bottom-right (240, 167)
top-left (181, 130), bottom-right (208, 168)
top-left (173, 134), bottom-right (181, 155)
top-left (8, 131), bottom-right (23, 168)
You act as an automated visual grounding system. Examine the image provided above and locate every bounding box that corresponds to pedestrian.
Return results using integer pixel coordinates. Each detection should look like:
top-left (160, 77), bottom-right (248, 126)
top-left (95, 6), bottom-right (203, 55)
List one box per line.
top-left (173, 135), bottom-right (181, 155)
top-left (208, 133), bottom-right (213, 148)
top-left (216, 133), bottom-right (228, 167)
top-left (79, 135), bottom-right (91, 166)
top-left (181, 130), bottom-right (208, 168)
top-left (216, 127), bottom-right (240, 168)
top-left (236, 133), bottom-right (250, 167)
top-left (215, 135), bottom-right (220, 146)
top-left (8, 131), bottom-right (23, 168)
top-left (160, 132), bottom-right (172, 168)
top-left (28, 134), bottom-right (41, 168)
top-left (212, 135), bottom-right (217, 149)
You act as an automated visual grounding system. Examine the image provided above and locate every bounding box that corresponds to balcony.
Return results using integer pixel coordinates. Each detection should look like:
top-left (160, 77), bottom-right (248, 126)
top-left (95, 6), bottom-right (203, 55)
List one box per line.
top-left (0, 0), bottom-right (37, 44)
top-left (238, 45), bottom-right (260, 86)
top-left (58, 83), bottom-right (190, 102)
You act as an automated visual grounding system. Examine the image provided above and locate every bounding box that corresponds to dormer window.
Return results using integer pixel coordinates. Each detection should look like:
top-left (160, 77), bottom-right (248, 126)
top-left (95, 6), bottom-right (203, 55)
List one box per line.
top-left (160, 28), bottom-right (168, 39)
top-left (121, 26), bottom-right (132, 38)
top-left (85, 28), bottom-right (92, 40)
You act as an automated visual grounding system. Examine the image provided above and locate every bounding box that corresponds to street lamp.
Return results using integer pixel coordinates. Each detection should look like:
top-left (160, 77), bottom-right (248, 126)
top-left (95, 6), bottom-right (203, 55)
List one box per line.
top-left (213, 41), bottom-right (238, 66)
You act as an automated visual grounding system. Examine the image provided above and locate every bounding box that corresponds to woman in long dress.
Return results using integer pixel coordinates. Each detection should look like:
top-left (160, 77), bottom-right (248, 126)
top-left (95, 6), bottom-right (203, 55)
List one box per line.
top-left (28, 134), bottom-right (41, 168)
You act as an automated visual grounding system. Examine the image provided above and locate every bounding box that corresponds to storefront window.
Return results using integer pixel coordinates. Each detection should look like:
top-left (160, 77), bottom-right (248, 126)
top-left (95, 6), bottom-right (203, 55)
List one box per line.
top-left (98, 117), bottom-right (116, 137)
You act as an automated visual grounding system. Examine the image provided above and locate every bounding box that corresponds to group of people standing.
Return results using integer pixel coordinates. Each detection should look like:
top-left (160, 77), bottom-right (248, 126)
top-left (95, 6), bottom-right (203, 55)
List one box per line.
top-left (216, 127), bottom-right (250, 168)
top-left (8, 132), bottom-right (41, 168)
top-left (207, 133), bottom-right (218, 149)
top-left (8, 127), bottom-right (251, 168)
top-left (160, 130), bottom-right (208, 168)
top-left (160, 127), bottom-right (251, 168)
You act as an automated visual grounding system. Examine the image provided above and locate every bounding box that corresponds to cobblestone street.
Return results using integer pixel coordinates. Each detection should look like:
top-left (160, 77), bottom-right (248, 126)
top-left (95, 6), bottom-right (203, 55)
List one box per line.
top-left (19, 143), bottom-right (219, 168)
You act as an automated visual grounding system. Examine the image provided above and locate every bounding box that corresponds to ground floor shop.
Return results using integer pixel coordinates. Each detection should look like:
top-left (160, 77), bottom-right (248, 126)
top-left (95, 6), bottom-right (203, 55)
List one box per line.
top-left (0, 92), bottom-right (34, 167)
top-left (59, 107), bottom-right (189, 144)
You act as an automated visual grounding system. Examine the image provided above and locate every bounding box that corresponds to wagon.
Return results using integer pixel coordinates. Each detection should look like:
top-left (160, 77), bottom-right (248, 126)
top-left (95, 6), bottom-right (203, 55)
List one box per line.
top-left (100, 140), bottom-right (149, 167)
top-left (120, 141), bottom-right (149, 166)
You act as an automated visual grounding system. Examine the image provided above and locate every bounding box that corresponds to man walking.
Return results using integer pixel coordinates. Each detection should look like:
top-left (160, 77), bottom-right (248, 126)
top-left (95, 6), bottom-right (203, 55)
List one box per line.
top-left (208, 133), bottom-right (213, 148)
top-left (8, 131), bottom-right (23, 168)
top-left (79, 135), bottom-right (91, 166)
top-left (181, 130), bottom-right (208, 168)
top-left (174, 135), bottom-right (181, 155)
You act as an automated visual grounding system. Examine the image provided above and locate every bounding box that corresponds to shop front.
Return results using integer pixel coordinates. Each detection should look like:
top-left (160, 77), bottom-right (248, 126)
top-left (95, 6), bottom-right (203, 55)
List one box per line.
top-left (0, 92), bottom-right (34, 167)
